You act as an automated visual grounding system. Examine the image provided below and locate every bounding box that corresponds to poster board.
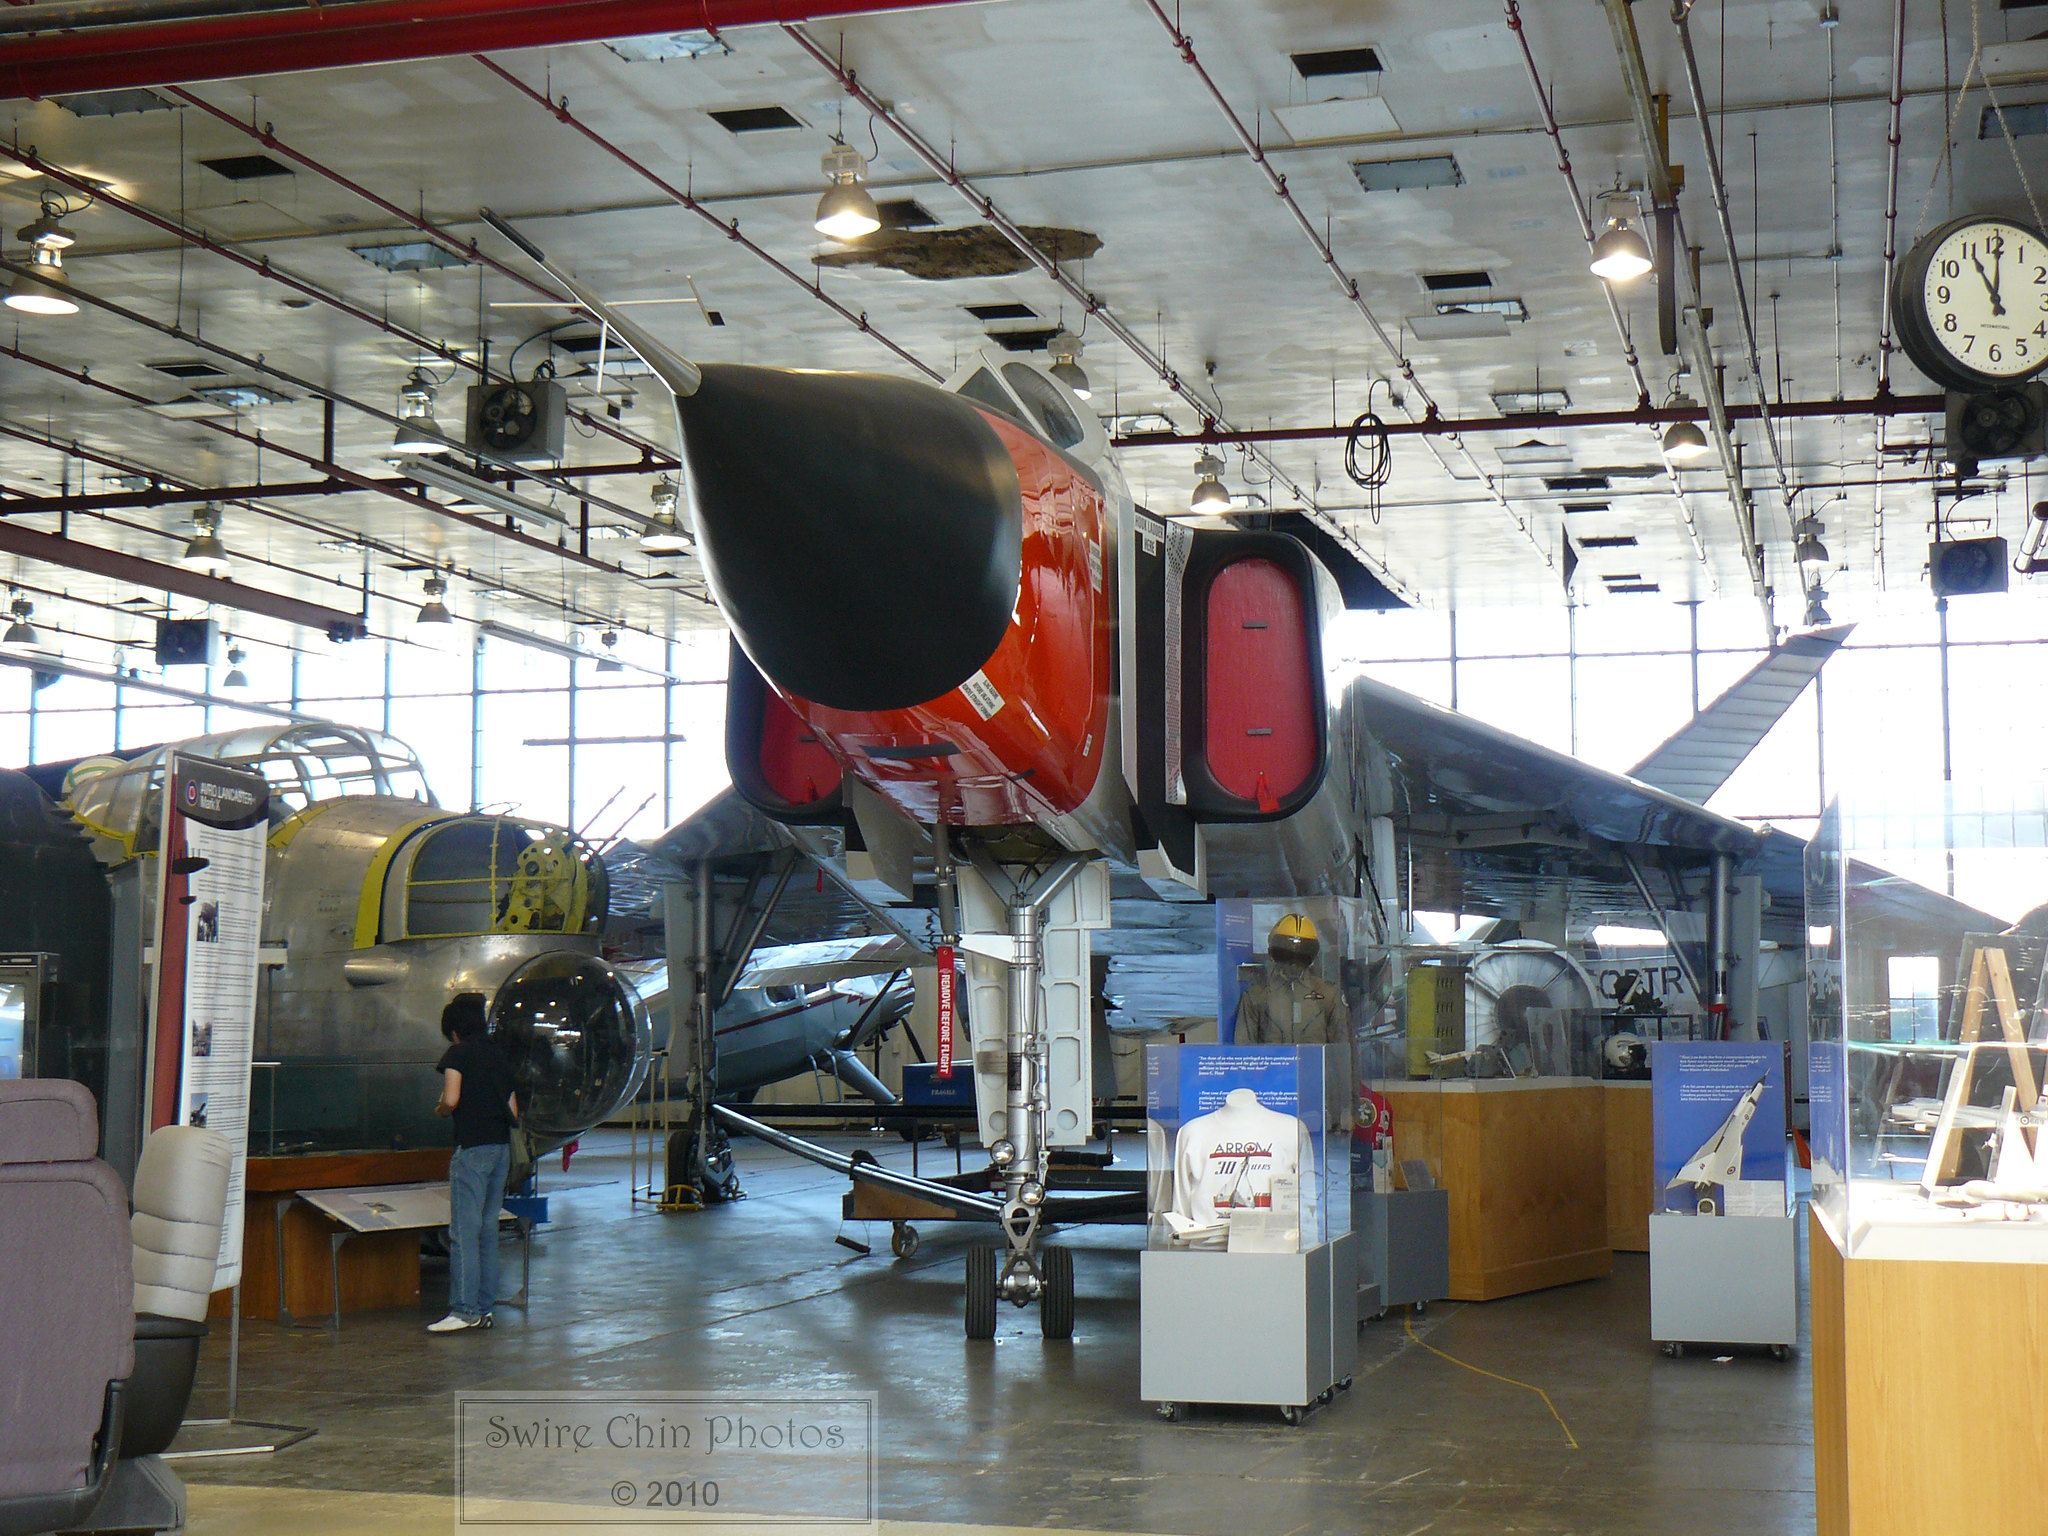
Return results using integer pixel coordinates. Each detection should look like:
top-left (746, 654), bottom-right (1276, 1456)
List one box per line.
top-left (144, 753), bottom-right (269, 1289)
top-left (1650, 1040), bottom-right (1787, 1218)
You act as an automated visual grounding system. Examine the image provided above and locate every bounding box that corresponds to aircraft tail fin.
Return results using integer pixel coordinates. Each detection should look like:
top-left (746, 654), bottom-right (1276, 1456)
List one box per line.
top-left (480, 209), bottom-right (702, 400)
top-left (1629, 624), bottom-right (1853, 803)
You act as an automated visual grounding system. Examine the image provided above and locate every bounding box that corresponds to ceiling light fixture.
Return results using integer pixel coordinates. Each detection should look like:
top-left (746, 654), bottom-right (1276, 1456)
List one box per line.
top-left (595, 630), bottom-right (624, 673)
top-left (1794, 514), bottom-right (1831, 571)
top-left (2, 592), bottom-right (41, 649)
top-left (222, 642), bottom-right (249, 689)
top-left (814, 142), bottom-right (882, 241)
top-left (1189, 451), bottom-right (1231, 514)
top-left (1803, 586), bottom-right (1832, 628)
top-left (390, 366), bottom-right (447, 455)
top-left (1047, 330), bottom-right (1091, 401)
top-left (179, 503), bottom-right (232, 577)
top-left (6, 193), bottom-right (81, 316)
top-left (1589, 190), bottom-right (1654, 282)
top-left (641, 476), bottom-right (689, 554)
top-left (400, 458), bottom-right (570, 527)
top-left (416, 572), bottom-right (454, 629)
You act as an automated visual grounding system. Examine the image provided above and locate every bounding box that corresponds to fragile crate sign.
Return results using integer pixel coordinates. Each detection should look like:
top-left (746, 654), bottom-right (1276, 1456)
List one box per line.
top-left (935, 945), bottom-right (956, 1080)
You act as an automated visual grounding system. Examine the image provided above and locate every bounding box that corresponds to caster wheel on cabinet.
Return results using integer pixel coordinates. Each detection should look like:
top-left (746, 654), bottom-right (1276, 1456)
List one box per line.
top-left (1280, 1406), bottom-right (1305, 1427)
top-left (1771, 1344), bottom-right (1792, 1362)
top-left (1156, 1402), bottom-right (1182, 1423)
top-left (890, 1223), bottom-right (920, 1260)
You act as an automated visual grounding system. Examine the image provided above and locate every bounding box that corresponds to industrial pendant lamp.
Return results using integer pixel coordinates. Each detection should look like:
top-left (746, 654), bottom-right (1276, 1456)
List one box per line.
top-left (1589, 190), bottom-right (1654, 283)
top-left (1189, 451), bottom-right (1231, 514)
top-left (1793, 515), bottom-right (1831, 572)
top-left (5, 194), bottom-right (81, 317)
top-left (2, 592), bottom-right (41, 649)
top-left (815, 143), bottom-right (882, 241)
top-left (595, 630), bottom-right (625, 673)
top-left (179, 504), bottom-right (232, 577)
top-left (222, 643), bottom-right (249, 690)
top-left (641, 476), bottom-right (689, 554)
top-left (1047, 330), bottom-right (1091, 401)
top-left (416, 573), bottom-right (454, 629)
top-left (390, 367), bottom-right (447, 455)
top-left (1803, 585), bottom-right (1832, 628)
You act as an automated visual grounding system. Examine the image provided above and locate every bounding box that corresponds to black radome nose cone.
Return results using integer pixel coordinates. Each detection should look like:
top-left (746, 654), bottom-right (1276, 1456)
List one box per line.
top-left (678, 366), bottom-right (1022, 713)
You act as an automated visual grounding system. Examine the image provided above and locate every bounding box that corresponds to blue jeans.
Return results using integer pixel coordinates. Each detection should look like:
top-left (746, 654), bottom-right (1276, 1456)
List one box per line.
top-left (448, 1143), bottom-right (510, 1321)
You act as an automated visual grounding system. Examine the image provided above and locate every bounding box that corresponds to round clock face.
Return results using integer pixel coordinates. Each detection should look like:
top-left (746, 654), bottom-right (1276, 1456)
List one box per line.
top-left (1904, 217), bottom-right (2048, 387)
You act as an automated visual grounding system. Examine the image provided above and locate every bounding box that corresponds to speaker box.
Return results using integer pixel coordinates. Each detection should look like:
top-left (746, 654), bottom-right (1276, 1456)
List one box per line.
top-left (155, 617), bottom-right (220, 667)
top-left (1928, 537), bottom-right (2010, 599)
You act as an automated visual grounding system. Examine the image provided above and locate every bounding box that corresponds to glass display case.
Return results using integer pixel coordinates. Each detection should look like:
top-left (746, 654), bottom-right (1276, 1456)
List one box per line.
top-left (1144, 1042), bottom-right (1348, 1254)
top-left (1807, 779), bottom-right (2048, 1261)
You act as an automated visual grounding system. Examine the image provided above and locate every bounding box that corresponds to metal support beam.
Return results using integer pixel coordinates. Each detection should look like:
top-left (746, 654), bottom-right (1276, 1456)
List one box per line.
top-left (0, 0), bottom-right (999, 99)
top-left (0, 517), bottom-right (367, 638)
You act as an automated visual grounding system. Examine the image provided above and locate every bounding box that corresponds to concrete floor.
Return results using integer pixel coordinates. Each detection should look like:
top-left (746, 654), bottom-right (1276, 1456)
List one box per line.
top-left (178, 1128), bottom-right (1818, 1536)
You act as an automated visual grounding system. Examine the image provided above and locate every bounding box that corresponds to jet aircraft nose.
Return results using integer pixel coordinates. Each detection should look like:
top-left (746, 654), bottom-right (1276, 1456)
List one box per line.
top-left (677, 365), bottom-right (1022, 713)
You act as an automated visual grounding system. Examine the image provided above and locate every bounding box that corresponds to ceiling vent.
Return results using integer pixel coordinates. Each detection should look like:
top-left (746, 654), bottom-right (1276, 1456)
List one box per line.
top-left (1579, 533), bottom-right (1640, 548)
top-left (989, 326), bottom-right (1063, 353)
top-left (1605, 581), bottom-right (1662, 594)
top-left (197, 153), bottom-right (294, 182)
top-left (1437, 296), bottom-right (1526, 321)
top-left (1421, 269), bottom-right (1492, 294)
top-left (1562, 500), bottom-right (1613, 515)
top-left (1494, 388), bottom-right (1570, 414)
top-left (706, 105), bottom-right (804, 134)
top-left (603, 30), bottom-right (722, 61)
top-left (1495, 439), bottom-right (1571, 468)
top-left (1290, 46), bottom-right (1383, 83)
top-left (191, 383), bottom-right (289, 409)
top-left (1546, 473), bottom-right (1611, 494)
top-left (1352, 154), bottom-right (1462, 193)
top-left (876, 199), bottom-right (939, 230)
top-left (148, 360), bottom-right (229, 380)
top-left (965, 301), bottom-right (1038, 322)
top-left (352, 240), bottom-right (468, 273)
top-left (54, 89), bottom-right (174, 118)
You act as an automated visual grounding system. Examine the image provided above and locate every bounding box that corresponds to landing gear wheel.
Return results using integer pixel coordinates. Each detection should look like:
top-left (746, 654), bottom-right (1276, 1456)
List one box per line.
top-left (1156, 1402), bottom-right (1183, 1423)
top-left (964, 1247), bottom-right (998, 1340)
top-left (1039, 1245), bottom-right (1075, 1339)
top-left (1771, 1344), bottom-right (1792, 1362)
top-left (891, 1223), bottom-right (920, 1260)
top-left (1280, 1405), bottom-right (1305, 1427)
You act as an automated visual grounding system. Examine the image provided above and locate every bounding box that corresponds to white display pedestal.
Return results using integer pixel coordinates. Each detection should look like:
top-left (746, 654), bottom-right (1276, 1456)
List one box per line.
top-left (1140, 1234), bottom-right (1357, 1424)
top-left (1648, 1211), bottom-right (1797, 1356)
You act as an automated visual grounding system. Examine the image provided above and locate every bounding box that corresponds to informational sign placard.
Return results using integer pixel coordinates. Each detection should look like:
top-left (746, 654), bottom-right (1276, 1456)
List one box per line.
top-left (1650, 1040), bottom-right (1787, 1218)
top-left (144, 753), bottom-right (269, 1289)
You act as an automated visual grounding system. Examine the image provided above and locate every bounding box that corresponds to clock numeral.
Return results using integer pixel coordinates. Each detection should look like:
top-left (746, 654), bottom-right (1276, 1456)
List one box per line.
top-left (1963, 333), bottom-right (1975, 353)
top-left (1943, 259), bottom-right (1962, 279)
top-left (2035, 265), bottom-right (2047, 286)
top-left (1988, 343), bottom-right (2003, 364)
top-left (1944, 314), bottom-right (1959, 333)
top-left (1937, 284), bottom-right (1952, 304)
top-left (2035, 321), bottom-right (2048, 339)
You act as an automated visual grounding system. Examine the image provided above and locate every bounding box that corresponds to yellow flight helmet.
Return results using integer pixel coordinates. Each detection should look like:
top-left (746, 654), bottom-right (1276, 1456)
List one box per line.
top-left (1267, 913), bottom-right (1320, 966)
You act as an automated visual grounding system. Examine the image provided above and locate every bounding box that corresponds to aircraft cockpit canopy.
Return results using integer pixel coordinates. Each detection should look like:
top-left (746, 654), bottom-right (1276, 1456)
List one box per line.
top-left (64, 722), bottom-right (433, 855)
top-left (384, 816), bottom-right (608, 943)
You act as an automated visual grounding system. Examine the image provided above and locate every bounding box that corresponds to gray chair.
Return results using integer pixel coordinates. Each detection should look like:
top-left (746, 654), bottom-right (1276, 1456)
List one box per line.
top-left (0, 1080), bottom-right (132, 1536)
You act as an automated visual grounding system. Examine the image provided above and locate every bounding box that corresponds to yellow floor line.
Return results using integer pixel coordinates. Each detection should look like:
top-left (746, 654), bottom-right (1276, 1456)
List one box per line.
top-left (1402, 1314), bottom-right (1579, 1451)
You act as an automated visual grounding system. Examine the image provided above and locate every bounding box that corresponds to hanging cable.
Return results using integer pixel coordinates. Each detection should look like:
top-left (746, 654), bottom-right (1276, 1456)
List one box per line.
top-left (1344, 381), bottom-right (1392, 525)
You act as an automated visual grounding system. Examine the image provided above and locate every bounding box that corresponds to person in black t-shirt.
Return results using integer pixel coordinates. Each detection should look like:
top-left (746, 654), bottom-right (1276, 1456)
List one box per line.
top-left (429, 992), bottom-right (520, 1333)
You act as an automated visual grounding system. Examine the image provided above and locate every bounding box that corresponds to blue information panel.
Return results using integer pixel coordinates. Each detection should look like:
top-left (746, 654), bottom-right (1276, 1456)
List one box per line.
top-left (1650, 1040), bottom-right (1788, 1218)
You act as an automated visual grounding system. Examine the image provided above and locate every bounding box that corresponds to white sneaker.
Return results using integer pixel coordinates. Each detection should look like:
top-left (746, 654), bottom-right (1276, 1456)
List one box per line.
top-left (428, 1313), bottom-right (479, 1333)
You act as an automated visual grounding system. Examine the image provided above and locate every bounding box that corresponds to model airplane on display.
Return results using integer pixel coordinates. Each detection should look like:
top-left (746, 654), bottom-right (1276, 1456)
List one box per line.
top-left (43, 723), bottom-right (652, 1154)
top-left (479, 213), bottom-right (1996, 1338)
top-left (1666, 1076), bottom-right (1768, 1214)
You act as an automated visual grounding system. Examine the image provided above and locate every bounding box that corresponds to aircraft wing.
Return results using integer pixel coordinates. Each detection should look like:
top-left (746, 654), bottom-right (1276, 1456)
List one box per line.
top-left (733, 935), bottom-right (929, 990)
top-left (1629, 625), bottom-right (1851, 801)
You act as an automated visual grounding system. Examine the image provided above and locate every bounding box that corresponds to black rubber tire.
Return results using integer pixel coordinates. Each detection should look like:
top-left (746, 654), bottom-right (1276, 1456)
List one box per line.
top-left (1281, 1405), bottom-right (1304, 1426)
top-left (1771, 1344), bottom-right (1792, 1362)
top-left (1039, 1245), bottom-right (1075, 1339)
top-left (965, 1247), bottom-right (998, 1340)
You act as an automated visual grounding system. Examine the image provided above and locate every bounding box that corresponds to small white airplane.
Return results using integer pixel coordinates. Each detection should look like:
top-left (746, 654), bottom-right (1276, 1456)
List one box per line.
top-left (1667, 1076), bottom-right (1769, 1214)
top-left (1933, 1088), bottom-right (2048, 1212)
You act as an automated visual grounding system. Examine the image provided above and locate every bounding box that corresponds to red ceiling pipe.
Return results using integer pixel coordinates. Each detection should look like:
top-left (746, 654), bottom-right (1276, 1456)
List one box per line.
top-left (0, 0), bottom-right (991, 98)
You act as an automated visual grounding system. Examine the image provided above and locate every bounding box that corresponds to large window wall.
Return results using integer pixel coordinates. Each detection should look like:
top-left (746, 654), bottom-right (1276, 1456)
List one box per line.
top-left (1333, 594), bottom-right (2048, 917)
top-left (0, 629), bottom-right (731, 843)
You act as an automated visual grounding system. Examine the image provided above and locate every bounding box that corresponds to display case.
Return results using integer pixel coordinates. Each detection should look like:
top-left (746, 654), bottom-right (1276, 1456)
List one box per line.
top-left (1143, 1043), bottom-right (1347, 1254)
top-left (1807, 781), bottom-right (2048, 1263)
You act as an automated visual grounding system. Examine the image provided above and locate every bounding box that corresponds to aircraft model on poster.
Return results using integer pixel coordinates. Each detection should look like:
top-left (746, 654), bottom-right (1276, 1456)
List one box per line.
top-left (480, 213), bottom-right (1995, 1339)
top-left (1667, 1076), bottom-right (1769, 1214)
